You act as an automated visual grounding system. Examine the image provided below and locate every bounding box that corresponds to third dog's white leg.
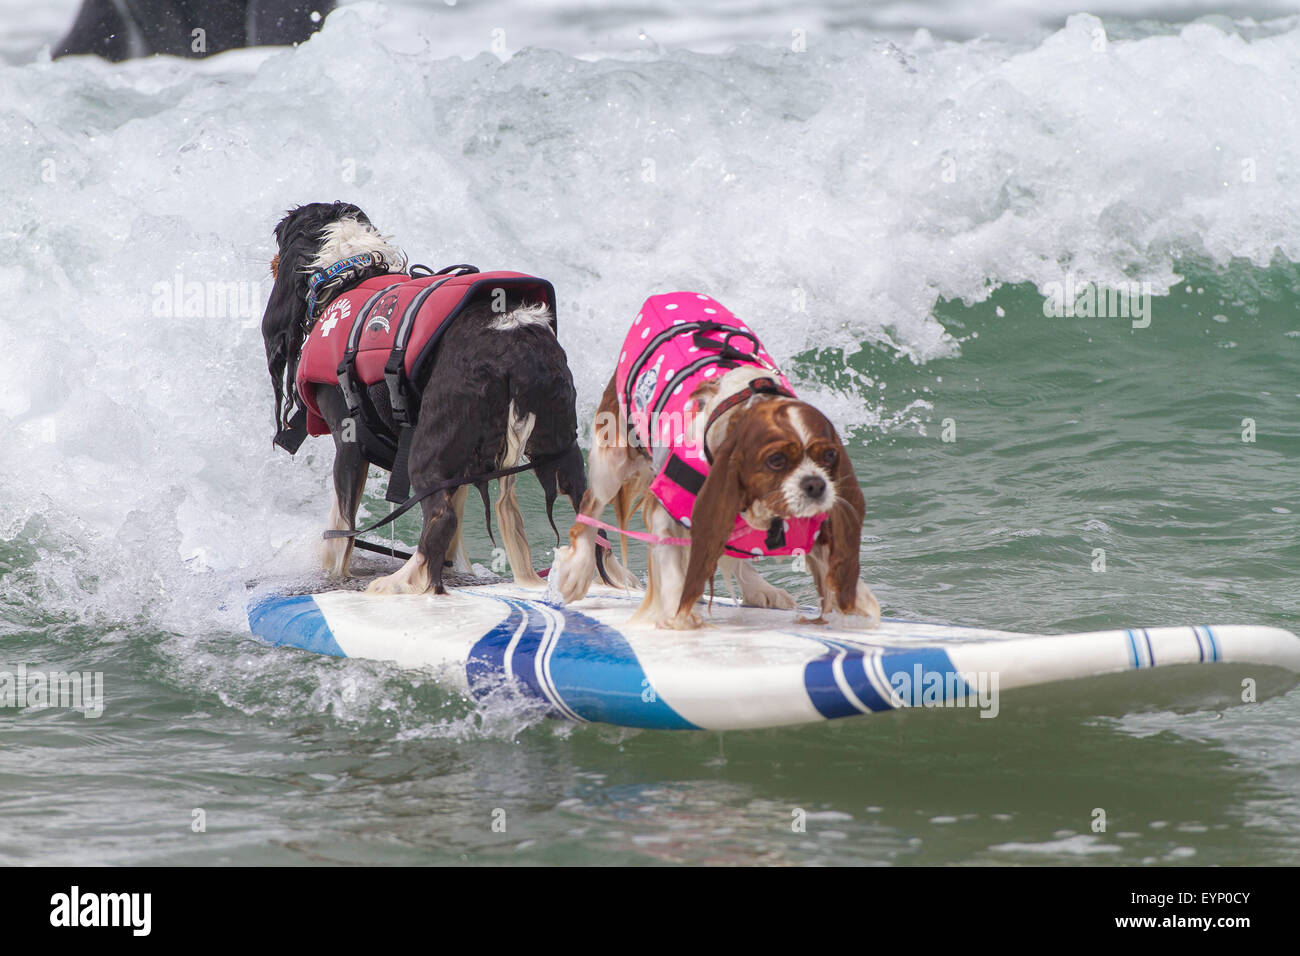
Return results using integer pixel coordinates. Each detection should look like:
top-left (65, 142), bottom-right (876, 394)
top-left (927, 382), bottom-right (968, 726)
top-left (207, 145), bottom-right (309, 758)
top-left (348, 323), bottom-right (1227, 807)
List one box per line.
top-left (720, 556), bottom-right (797, 610)
top-left (320, 489), bottom-right (355, 578)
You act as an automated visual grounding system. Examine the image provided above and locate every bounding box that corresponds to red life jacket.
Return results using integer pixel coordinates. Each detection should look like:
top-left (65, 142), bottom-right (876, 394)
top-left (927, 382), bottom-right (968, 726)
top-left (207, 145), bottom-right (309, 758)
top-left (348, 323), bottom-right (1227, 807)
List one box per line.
top-left (295, 269), bottom-right (556, 439)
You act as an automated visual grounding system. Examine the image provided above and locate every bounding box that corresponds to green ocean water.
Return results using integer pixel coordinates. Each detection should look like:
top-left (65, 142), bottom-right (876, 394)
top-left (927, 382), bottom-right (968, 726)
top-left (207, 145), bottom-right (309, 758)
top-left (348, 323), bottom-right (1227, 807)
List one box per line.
top-left (3, 260), bottom-right (1297, 866)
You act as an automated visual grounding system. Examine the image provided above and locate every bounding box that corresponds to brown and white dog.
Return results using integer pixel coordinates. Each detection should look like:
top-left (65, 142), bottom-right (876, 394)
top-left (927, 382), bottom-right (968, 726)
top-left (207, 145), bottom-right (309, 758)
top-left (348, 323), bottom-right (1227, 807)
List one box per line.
top-left (551, 296), bottom-right (880, 629)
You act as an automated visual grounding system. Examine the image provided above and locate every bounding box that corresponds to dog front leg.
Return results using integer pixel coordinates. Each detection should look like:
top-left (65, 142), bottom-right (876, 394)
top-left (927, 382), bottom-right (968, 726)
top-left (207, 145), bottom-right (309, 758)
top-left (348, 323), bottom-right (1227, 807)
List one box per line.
top-left (417, 489), bottom-right (460, 595)
top-left (321, 455), bottom-right (367, 578)
top-left (804, 543), bottom-right (880, 628)
top-left (634, 508), bottom-right (701, 629)
top-left (552, 437), bottom-right (638, 603)
top-left (365, 489), bottom-right (458, 595)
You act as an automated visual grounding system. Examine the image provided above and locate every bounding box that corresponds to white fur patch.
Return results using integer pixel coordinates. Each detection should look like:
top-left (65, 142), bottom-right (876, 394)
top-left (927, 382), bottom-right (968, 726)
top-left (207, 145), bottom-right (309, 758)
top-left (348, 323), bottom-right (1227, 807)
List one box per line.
top-left (782, 463), bottom-right (834, 517)
top-left (489, 302), bottom-right (553, 332)
top-left (303, 217), bottom-right (407, 273)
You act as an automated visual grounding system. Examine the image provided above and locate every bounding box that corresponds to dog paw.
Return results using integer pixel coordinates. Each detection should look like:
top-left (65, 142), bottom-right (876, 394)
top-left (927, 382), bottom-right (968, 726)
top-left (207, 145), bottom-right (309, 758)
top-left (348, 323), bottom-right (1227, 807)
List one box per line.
top-left (511, 568), bottom-right (547, 589)
top-left (549, 545), bottom-right (596, 604)
top-left (366, 574), bottom-right (412, 595)
top-left (838, 583), bottom-right (881, 629)
top-left (320, 539), bottom-right (352, 579)
top-left (365, 556), bottom-right (431, 595)
top-left (657, 610), bottom-right (705, 630)
top-left (746, 584), bottom-right (796, 610)
top-left (600, 551), bottom-right (641, 590)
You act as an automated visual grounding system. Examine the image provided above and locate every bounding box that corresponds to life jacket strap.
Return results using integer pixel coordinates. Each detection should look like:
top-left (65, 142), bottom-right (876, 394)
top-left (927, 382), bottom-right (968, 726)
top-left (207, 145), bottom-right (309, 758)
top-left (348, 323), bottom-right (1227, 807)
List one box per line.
top-left (701, 376), bottom-right (795, 465)
top-left (385, 425), bottom-right (416, 503)
top-left (336, 280), bottom-right (404, 421)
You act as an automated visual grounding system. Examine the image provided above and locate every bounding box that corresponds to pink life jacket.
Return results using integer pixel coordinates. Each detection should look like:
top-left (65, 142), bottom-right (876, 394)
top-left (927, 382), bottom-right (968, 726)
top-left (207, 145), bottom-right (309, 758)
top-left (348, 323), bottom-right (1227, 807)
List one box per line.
top-left (296, 269), bottom-right (556, 439)
top-left (614, 292), bottom-right (827, 558)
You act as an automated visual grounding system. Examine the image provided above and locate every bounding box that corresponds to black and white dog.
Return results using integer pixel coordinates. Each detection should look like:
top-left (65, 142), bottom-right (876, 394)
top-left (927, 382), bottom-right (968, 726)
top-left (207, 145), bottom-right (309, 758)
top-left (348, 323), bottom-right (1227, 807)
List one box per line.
top-left (261, 201), bottom-right (593, 595)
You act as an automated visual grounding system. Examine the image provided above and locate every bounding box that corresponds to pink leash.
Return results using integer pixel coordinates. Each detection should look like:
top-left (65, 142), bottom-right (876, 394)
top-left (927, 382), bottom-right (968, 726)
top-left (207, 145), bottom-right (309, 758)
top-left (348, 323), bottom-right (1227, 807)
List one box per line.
top-left (576, 514), bottom-right (692, 548)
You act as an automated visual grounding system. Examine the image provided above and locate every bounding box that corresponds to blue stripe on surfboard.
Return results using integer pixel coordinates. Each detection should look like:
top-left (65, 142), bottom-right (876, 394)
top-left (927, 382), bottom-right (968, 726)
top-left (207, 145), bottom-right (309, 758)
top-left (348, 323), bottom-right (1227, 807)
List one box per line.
top-left (248, 593), bottom-right (346, 658)
top-left (804, 647), bottom-right (876, 718)
top-left (465, 595), bottom-right (699, 730)
top-left (1201, 625), bottom-right (1219, 663)
top-left (803, 641), bottom-right (969, 718)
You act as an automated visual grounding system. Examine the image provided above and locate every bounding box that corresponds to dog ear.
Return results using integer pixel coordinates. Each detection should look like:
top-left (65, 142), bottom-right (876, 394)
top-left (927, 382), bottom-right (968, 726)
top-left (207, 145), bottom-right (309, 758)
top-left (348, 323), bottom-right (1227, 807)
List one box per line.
top-left (818, 443), bottom-right (866, 612)
top-left (677, 424), bottom-right (751, 616)
top-left (261, 222), bottom-right (312, 437)
top-left (261, 258), bottom-right (298, 436)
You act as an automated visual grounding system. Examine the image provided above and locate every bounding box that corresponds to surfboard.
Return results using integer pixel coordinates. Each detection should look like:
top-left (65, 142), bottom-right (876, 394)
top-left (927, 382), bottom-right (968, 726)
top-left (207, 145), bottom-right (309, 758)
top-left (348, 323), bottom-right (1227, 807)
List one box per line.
top-left (246, 582), bottom-right (1300, 731)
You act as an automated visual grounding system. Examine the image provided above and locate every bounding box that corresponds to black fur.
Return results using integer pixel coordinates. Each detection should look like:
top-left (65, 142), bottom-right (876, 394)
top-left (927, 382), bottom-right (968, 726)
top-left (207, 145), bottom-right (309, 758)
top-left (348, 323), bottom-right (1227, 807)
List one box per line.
top-left (260, 202), bottom-right (587, 592)
top-left (405, 301), bottom-right (587, 591)
top-left (262, 201), bottom-right (395, 438)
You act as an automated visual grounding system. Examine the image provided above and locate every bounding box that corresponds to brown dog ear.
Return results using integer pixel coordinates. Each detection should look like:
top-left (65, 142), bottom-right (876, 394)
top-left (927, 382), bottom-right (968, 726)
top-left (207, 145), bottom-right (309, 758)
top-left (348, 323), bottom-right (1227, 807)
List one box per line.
top-left (818, 443), bottom-right (866, 612)
top-left (677, 426), bottom-right (750, 617)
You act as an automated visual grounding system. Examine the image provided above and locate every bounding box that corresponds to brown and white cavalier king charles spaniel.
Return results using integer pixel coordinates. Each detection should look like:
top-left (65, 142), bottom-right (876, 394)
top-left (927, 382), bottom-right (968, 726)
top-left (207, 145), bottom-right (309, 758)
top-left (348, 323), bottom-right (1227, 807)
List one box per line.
top-left (552, 362), bottom-right (881, 630)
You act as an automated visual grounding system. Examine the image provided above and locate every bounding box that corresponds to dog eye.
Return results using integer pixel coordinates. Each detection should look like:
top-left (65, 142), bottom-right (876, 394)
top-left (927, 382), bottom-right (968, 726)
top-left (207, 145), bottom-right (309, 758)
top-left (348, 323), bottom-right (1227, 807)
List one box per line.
top-left (765, 452), bottom-right (788, 471)
top-left (821, 448), bottom-right (837, 467)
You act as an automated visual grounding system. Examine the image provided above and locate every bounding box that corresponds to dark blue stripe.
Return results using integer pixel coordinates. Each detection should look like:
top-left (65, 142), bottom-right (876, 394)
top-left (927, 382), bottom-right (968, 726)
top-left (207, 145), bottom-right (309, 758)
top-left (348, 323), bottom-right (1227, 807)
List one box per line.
top-left (1190, 625), bottom-right (1205, 663)
top-left (247, 594), bottom-right (346, 657)
top-left (545, 609), bottom-right (699, 729)
top-left (465, 596), bottom-right (698, 730)
top-left (803, 641), bottom-right (969, 716)
top-left (804, 654), bottom-right (864, 719)
top-left (840, 652), bottom-right (894, 712)
top-left (466, 598), bottom-right (549, 701)
top-left (465, 601), bottom-right (524, 695)
top-left (1141, 628), bottom-right (1156, 667)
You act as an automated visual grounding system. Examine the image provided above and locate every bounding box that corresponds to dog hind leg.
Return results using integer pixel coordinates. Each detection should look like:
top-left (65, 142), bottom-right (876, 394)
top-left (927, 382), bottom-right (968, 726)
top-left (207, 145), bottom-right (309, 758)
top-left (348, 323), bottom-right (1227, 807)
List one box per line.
top-left (496, 403), bottom-right (545, 587)
top-left (446, 485), bottom-right (471, 574)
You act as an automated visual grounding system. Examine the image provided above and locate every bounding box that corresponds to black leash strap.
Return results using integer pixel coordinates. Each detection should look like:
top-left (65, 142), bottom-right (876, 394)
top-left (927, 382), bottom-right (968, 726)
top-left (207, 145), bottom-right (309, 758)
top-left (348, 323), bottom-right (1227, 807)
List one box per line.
top-left (323, 448), bottom-right (568, 544)
top-left (351, 538), bottom-right (414, 561)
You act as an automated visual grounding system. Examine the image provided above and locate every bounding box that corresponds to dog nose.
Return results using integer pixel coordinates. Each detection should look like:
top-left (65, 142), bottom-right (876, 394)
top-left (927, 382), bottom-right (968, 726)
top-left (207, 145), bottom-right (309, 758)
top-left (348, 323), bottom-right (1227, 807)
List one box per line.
top-left (800, 475), bottom-right (826, 500)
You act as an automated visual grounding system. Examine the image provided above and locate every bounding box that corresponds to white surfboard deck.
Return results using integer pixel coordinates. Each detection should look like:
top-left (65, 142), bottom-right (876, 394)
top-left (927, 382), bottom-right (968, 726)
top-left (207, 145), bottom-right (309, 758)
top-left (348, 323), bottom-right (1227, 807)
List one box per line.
top-left (246, 582), bottom-right (1300, 731)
